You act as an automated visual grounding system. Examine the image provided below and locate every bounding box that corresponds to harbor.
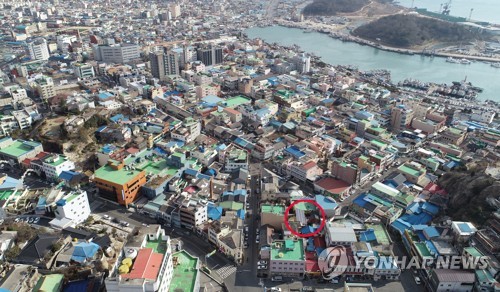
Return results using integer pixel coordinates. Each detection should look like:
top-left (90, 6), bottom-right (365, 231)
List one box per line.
top-left (245, 25), bottom-right (500, 102)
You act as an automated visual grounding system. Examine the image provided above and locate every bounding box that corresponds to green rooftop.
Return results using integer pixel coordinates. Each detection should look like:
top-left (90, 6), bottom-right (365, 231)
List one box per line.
top-left (370, 140), bottom-right (387, 148)
top-left (219, 201), bottom-right (243, 210)
top-left (448, 127), bottom-right (463, 135)
top-left (271, 239), bottom-right (305, 261)
top-left (414, 242), bottom-right (431, 257)
top-left (365, 224), bottom-right (391, 246)
top-left (43, 155), bottom-right (70, 167)
top-left (371, 182), bottom-right (400, 198)
top-left (93, 164), bottom-right (144, 185)
top-left (66, 192), bottom-right (80, 203)
top-left (398, 165), bottom-right (424, 177)
top-left (33, 274), bottom-right (64, 292)
top-left (0, 140), bottom-right (40, 158)
top-left (146, 239), bottom-right (168, 255)
top-left (261, 205), bottom-right (284, 215)
top-left (464, 246), bottom-right (483, 258)
top-left (475, 269), bottom-right (495, 283)
top-left (170, 251), bottom-right (198, 292)
top-left (0, 189), bottom-right (15, 200)
top-left (221, 95), bottom-right (251, 108)
top-left (293, 201), bottom-right (317, 211)
top-left (275, 89), bottom-right (295, 99)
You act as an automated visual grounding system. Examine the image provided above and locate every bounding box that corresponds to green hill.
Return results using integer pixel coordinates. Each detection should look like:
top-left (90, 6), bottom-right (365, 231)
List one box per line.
top-left (353, 14), bottom-right (487, 48)
top-left (303, 0), bottom-right (368, 16)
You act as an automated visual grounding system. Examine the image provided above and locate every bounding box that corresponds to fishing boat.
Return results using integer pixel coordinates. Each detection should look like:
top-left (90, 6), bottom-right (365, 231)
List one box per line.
top-left (446, 57), bottom-right (460, 64)
top-left (491, 63), bottom-right (500, 68)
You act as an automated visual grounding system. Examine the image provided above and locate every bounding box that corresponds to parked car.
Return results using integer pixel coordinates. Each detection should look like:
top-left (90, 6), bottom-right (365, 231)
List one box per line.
top-left (258, 260), bottom-right (267, 265)
top-left (28, 217), bottom-right (34, 224)
top-left (255, 238), bottom-right (260, 244)
top-left (14, 218), bottom-right (20, 223)
top-left (103, 214), bottom-right (110, 220)
top-left (121, 221), bottom-right (130, 227)
top-left (33, 217), bottom-right (40, 224)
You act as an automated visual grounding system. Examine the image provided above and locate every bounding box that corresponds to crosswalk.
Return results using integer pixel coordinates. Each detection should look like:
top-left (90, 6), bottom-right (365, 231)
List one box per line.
top-left (216, 264), bottom-right (237, 279)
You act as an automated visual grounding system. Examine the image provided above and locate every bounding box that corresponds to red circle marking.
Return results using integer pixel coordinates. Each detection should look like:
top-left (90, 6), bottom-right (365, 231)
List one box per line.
top-left (284, 199), bottom-right (326, 238)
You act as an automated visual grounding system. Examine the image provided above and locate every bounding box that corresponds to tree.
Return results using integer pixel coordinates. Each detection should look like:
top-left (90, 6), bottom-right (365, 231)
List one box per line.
top-left (84, 215), bottom-right (95, 225)
top-left (14, 224), bottom-right (37, 243)
top-left (51, 241), bottom-right (63, 253)
top-left (4, 245), bottom-right (21, 261)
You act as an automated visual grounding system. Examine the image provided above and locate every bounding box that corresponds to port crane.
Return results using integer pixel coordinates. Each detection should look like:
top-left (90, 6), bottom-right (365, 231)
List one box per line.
top-left (441, 0), bottom-right (452, 15)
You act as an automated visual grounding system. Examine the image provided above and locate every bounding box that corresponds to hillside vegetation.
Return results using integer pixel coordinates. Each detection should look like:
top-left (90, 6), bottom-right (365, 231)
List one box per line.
top-left (303, 0), bottom-right (368, 16)
top-left (438, 166), bottom-right (499, 226)
top-left (353, 14), bottom-right (486, 48)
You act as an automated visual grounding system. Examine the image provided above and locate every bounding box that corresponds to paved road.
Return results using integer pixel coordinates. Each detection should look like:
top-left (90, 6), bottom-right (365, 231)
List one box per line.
top-left (226, 162), bottom-right (265, 291)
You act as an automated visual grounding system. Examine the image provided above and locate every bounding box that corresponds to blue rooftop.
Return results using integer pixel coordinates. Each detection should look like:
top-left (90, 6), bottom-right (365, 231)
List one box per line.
top-left (72, 242), bottom-right (99, 263)
top-left (101, 144), bottom-right (117, 154)
top-left (390, 219), bottom-right (412, 234)
top-left (421, 202), bottom-right (439, 216)
top-left (207, 204), bottom-right (223, 220)
top-left (284, 146), bottom-right (306, 159)
top-left (97, 92), bottom-right (113, 100)
top-left (423, 226), bottom-right (440, 238)
top-left (359, 229), bottom-right (377, 242)
top-left (315, 195), bottom-right (338, 211)
top-left (59, 170), bottom-right (79, 181)
top-left (109, 114), bottom-right (129, 123)
top-left (458, 223), bottom-right (473, 233)
top-left (202, 95), bottom-right (223, 105)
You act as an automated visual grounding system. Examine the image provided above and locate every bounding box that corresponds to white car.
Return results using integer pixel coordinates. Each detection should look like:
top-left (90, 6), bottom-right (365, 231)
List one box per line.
top-left (14, 218), bottom-right (20, 223)
top-left (415, 276), bottom-right (421, 285)
top-left (258, 260), bottom-right (267, 265)
top-left (103, 214), bottom-right (110, 220)
top-left (33, 217), bottom-right (40, 224)
top-left (28, 217), bottom-right (34, 223)
top-left (256, 238), bottom-right (260, 244)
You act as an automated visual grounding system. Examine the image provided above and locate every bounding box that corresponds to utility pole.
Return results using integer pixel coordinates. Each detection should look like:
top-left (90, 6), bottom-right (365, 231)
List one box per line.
top-left (469, 8), bottom-right (474, 21)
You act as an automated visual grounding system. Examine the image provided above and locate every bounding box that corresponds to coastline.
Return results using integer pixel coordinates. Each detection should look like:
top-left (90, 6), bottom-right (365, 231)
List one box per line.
top-left (269, 21), bottom-right (500, 63)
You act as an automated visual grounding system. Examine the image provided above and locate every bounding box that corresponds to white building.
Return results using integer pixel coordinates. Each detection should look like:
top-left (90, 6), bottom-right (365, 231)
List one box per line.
top-left (105, 227), bottom-right (174, 292)
top-left (41, 154), bottom-right (75, 180)
top-left (224, 146), bottom-right (248, 173)
top-left (325, 223), bottom-right (357, 247)
top-left (93, 44), bottom-right (140, 64)
top-left (28, 39), bottom-right (50, 61)
top-left (9, 87), bottom-right (28, 101)
top-left (49, 190), bottom-right (91, 229)
top-left (471, 111), bottom-right (495, 124)
top-left (73, 63), bottom-right (95, 79)
top-left (269, 239), bottom-right (306, 277)
top-left (170, 118), bottom-right (200, 143)
top-left (293, 53), bottom-right (311, 73)
top-left (288, 161), bottom-right (322, 182)
top-left (33, 76), bottom-right (56, 100)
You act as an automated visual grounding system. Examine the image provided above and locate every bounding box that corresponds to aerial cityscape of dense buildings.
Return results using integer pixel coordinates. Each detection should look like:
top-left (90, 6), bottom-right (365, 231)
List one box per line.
top-left (0, 0), bottom-right (498, 292)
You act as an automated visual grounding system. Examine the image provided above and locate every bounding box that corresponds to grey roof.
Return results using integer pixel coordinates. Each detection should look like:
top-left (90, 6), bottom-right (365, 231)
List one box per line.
top-left (433, 269), bottom-right (475, 283)
top-left (327, 225), bottom-right (357, 243)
